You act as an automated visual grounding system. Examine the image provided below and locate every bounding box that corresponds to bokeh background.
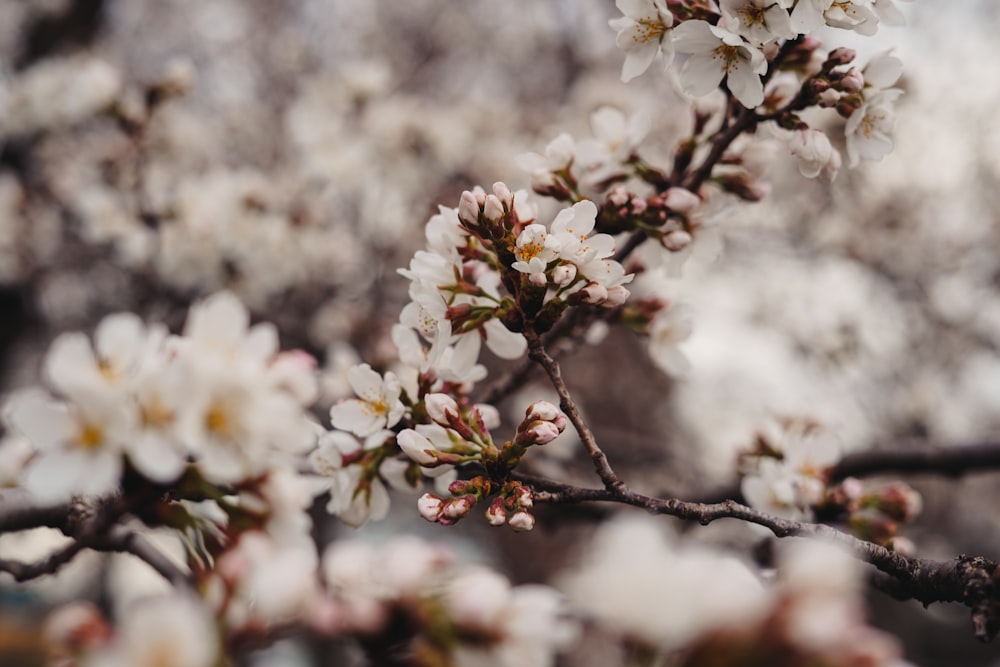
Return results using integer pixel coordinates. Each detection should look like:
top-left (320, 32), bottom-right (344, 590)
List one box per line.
top-left (1, 1), bottom-right (999, 665)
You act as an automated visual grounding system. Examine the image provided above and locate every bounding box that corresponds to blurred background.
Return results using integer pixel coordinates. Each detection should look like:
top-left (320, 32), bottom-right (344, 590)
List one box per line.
top-left (1, 1), bottom-right (999, 665)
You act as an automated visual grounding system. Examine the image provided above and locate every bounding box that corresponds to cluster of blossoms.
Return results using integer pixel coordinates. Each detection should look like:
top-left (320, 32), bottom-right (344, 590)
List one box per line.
top-left (562, 518), bottom-right (916, 666)
top-left (2, 291), bottom-right (318, 503)
top-left (40, 534), bottom-right (576, 667)
top-left (740, 417), bottom-right (922, 551)
top-left (610, 0), bottom-right (908, 180)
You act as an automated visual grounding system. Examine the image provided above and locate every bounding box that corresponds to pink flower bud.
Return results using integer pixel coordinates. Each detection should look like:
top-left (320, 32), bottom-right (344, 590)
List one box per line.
top-left (817, 89), bottom-right (840, 107)
top-left (425, 393), bottom-right (460, 426)
top-left (417, 494), bottom-right (443, 522)
top-left (508, 511), bottom-right (535, 532)
top-left (442, 495), bottom-right (476, 520)
top-left (552, 264), bottom-right (576, 287)
top-left (474, 404), bottom-right (501, 430)
top-left (483, 194), bottom-right (505, 223)
top-left (608, 184), bottom-right (630, 207)
top-left (827, 47), bottom-right (856, 67)
top-left (513, 485), bottom-right (533, 509)
top-left (580, 282), bottom-right (608, 305)
top-left (458, 190), bottom-right (481, 228)
top-left (525, 400), bottom-right (562, 423)
top-left (492, 181), bottom-right (514, 209)
top-left (520, 421), bottom-right (561, 446)
top-left (529, 272), bottom-right (547, 287)
top-left (840, 68), bottom-right (864, 94)
top-left (604, 285), bottom-right (631, 307)
top-left (485, 499), bottom-right (507, 526)
top-left (397, 429), bottom-right (438, 466)
top-left (661, 230), bottom-right (693, 252)
top-left (663, 187), bottom-right (700, 214)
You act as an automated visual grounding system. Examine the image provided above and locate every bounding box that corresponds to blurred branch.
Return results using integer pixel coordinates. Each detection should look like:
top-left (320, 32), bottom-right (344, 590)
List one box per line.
top-left (0, 490), bottom-right (191, 587)
top-left (830, 440), bottom-right (1000, 481)
top-left (530, 476), bottom-right (1000, 642)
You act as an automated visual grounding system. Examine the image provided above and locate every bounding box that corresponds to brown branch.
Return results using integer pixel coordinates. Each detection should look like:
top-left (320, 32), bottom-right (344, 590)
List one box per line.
top-left (830, 440), bottom-right (1000, 481)
top-left (528, 475), bottom-right (1000, 642)
top-left (0, 491), bottom-right (192, 587)
top-left (524, 329), bottom-right (625, 492)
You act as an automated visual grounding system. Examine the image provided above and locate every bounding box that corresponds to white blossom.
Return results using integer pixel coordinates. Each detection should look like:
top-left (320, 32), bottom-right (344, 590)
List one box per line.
top-left (672, 20), bottom-right (768, 108)
top-left (608, 0), bottom-right (675, 82)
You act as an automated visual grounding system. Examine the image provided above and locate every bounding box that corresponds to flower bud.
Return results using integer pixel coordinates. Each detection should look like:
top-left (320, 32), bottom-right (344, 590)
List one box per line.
top-left (661, 230), bottom-right (693, 252)
top-left (425, 393), bottom-right (460, 426)
top-left (580, 282), bottom-right (608, 305)
top-left (839, 68), bottom-right (864, 94)
top-left (605, 285), bottom-right (631, 307)
top-left (512, 484), bottom-right (533, 509)
top-left (525, 400), bottom-right (562, 423)
top-left (516, 421), bottom-right (561, 446)
top-left (663, 187), bottom-right (700, 214)
top-left (442, 495), bottom-right (476, 520)
top-left (483, 194), bottom-right (505, 224)
top-left (529, 272), bottom-right (547, 287)
top-left (458, 190), bottom-right (482, 229)
top-left (474, 403), bottom-right (501, 430)
top-left (817, 89), bottom-right (840, 107)
top-left (485, 498), bottom-right (507, 526)
top-left (492, 181), bottom-right (514, 210)
top-left (418, 493), bottom-right (443, 522)
top-left (552, 264), bottom-right (577, 287)
top-left (397, 429), bottom-right (438, 466)
top-left (826, 47), bottom-right (856, 67)
top-left (508, 511), bottom-right (535, 532)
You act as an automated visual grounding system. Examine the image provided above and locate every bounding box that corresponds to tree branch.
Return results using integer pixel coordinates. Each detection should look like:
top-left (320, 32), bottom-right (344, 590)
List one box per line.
top-left (529, 475), bottom-right (1000, 642)
top-left (830, 440), bottom-right (1000, 481)
top-left (524, 329), bottom-right (625, 492)
top-left (0, 490), bottom-right (192, 587)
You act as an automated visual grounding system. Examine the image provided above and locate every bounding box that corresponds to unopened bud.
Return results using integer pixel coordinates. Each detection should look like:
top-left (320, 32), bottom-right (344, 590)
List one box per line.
top-left (663, 187), bottom-right (701, 214)
top-left (458, 191), bottom-right (481, 229)
top-left (483, 194), bottom-right (505, 224)
top-left (442, 495), bottom-right (476, 520)
top-left (512, 485), bottom-right (533, 509)
top-left (425, 393), bottom-right (461, 426)
top-left (485, 498), bottom-right (507, 526)
top-left (827, 47), bottom-right (856, 67)
top-left (839, 68), bottom-right (864, 94)
top-left (580, 282), bottom-right (608, 305)
top-left (418, 494), bottom-right (444, 522)
top-left (474, 403), bottom-right (501, 431)
top-left (552, 264), bottom-right (577, 287)
top-left (608, 184), bottom-right (630, 207)
top-left (492, 182), bottom-right (514, 210)
top-left (516, 420), bottom-right (561, 446)
top-left (508, 511), bottom-right (535, 532)
top-left (873, 482), bottom-right (923, 522)
top-left (604, 285), bottom-right (631, 307)
top-left (661, 230), bottom-right (693, 252)
top-left (525, 400), bottom-right (562, 423)
top-left (817, 89), bottom-right (841, 107)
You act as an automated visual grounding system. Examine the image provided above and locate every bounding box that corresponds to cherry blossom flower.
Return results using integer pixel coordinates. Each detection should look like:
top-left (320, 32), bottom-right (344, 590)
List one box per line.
top-left (6, 389), bottom-right (133, 503)
top-left (648, 304), bottom-right (694, 378)
top-left (788, 128), bottom-right (842, 180)
top-left (559, 517), bottom-right (766, 649)
top-left (329, 363), bottom-right (406, 437)
top-left (609, 0), bottom-right (675, 82)
top-left (845, 89), bottom-right (903, 167)
top-left (720, 0), bottom-right (796, 45)
top-left (98, 593), bottom-right (218, 667)
top-left (512, 223), bottom-right (561, 277)
top-left (740, 420), bottom-right (842, 520)
top-left (672, 20), bottom-right (768, 108)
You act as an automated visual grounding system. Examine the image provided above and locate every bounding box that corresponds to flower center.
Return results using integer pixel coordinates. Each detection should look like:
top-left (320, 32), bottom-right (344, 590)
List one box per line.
top-left (712, 44), bottom-right (742, 74)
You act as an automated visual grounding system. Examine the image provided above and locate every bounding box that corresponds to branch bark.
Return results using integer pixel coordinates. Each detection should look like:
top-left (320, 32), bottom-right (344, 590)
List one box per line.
top-left (529, 476), bottom-right (1000, 642)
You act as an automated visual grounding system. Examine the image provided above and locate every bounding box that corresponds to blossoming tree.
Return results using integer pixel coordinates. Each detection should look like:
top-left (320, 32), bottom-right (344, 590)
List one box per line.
top-left (2, 1), bottom-right (1000, 666)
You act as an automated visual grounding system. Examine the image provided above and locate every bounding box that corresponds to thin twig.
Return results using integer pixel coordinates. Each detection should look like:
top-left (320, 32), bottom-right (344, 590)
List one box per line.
top-left (529, 475), bottom-right (1000, 642)
top-left (524, 329), bottom-right (625, 492)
